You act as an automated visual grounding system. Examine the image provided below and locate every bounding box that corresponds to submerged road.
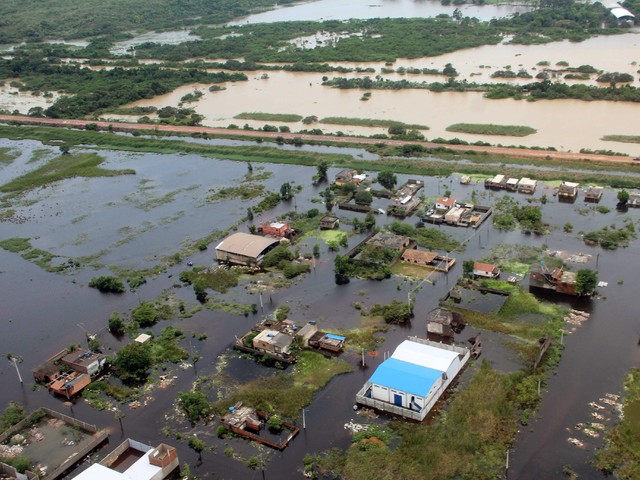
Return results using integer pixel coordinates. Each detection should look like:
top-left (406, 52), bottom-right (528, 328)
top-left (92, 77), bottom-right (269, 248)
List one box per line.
top-left (0, 114), bottom-right (637, 166)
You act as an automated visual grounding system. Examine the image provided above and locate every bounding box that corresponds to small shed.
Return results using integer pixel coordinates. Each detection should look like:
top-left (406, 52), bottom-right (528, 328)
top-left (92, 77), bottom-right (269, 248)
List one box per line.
top-left (135, 333), bottom-right (152, 344)
top-left (473, 262), bottom-right (501, 279)
top-left (426, 308), bottom-right (465, 340)
top-left (584, 186), bottom-right (604, 202)
top-left (518, 177), bottom-right (537, 194)
top-left (506, 178), bottom-right (519, 191)
top-left (558, 181), bottom-right (580, 200)
top-left (319, 215), bottom-right (339, 229)
top-left (260, 221), bottom-right (290, 237)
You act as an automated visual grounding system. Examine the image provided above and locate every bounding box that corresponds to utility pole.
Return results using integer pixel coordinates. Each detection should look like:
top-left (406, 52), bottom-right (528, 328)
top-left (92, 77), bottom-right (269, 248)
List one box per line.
top-left (302, 408), bottom-right (306, 430)
top-left (7, 354), bottom-right (23, 384)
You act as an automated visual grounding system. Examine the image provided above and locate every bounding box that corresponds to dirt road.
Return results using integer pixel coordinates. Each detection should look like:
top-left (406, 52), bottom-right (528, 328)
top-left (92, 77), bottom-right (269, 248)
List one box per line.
top-left (0, 114), bottom-right (636, 165)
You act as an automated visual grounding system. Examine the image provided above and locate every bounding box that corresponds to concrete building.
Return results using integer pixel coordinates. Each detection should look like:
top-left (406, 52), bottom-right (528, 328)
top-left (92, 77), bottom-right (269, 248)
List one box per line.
top-left (558, 181), bottom-right (580, 200)
top-left (252, 329), bottom-right (293, 355)
top-left (216, 232), bottom-right (280, 266)
top-left (584, 186), bottom-right (604, 202)
top-left (259, 221), bottom-right (291, 238)
top-left (73, 439), bottom-right (179, 480)
top-left (435, 197), bottom-right (456, 210)
top-left (518, 177), bottom-right (537, 194)
top-left (61, 350), bottom-right (106, 377)
top-left (319, 215), bottom-right (339, 229)
top-left (356, 337), bottom-right (469, 420)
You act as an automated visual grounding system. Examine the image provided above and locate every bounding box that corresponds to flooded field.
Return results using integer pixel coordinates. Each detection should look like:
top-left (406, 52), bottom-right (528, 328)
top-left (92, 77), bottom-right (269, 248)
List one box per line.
top-left (0, 135), bottom-right (639, 478)
top-left (229, 0), bottom-right (530, 24)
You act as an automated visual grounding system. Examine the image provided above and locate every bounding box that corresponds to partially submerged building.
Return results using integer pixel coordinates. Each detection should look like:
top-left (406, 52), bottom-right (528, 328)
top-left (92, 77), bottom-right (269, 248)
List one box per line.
top-left (473, 262), bottom-right (501, 279)
top-left (366, 232), bottom-right (413, 250)
top-left (73, 439), bottom-right (179, 480)
top-left (629, 192), bottom-right (640, 208)
top-left (259, 221), bottom-right (293, 238)
top-left (530, 263), bottom-right (578, 295)
top-left (215, 232), bottom-right (280, 267)
top-left (33, 348), bottom-right (105, 399)
top-left (584, 186), bottom-right (604, 202)
top-left (518, 177), bottom-right (537, 194)
top-left (335, 169), bottom-right (366, 186)
top-left (252, 330), bottom-right (293, 356)
top-left (558, 181), bottom-right (580, 201)
top-left (426, 308), bottom-right (465, 341)
top-left (221, 403), bottom-right (299, 450)
top-left (319, 215), bottom-right (339, 229)
top-left (356, 337), bottom-right (470, 421)
top-left (400, 249), bottom-right (456, 272)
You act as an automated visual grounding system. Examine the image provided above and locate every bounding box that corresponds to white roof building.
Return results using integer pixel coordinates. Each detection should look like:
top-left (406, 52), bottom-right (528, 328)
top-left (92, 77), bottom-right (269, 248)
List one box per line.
top-left (356, 337), bottom-right (469, 420)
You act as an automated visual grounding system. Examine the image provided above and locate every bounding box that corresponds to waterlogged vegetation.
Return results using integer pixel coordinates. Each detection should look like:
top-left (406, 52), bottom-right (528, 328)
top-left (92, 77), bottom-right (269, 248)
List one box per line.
top-left (582, 220), bottom-right (637, 250)
top-left (234, 112), bottom-right (303, 122)
top-left (320, 117), bottom-right (429, 130)
top-left (311, 360), bottom-right (556, 479)
top-left (446, 123), bottom-right (537, 137)
top-left (0, 55), bottom-right (247, 118)
top-left (595, 368), bottom-right (640, 479)
top-left (210, 351), bottom-right (352, 419)
top-left (0, 147), bottom-right (20, 165)
top-left (602, 134), bottom-right (640, 144)
top-left (493, 196), bottom-right (548, 234)
top-left (0, 152), bottom-right (135, 197)
top-left (0, 237), bottom-right (77, 272)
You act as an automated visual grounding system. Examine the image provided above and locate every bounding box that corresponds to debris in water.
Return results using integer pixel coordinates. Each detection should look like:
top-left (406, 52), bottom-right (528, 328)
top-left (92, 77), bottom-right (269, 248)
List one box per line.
top-left (567, 437), bottom-right (585, 447)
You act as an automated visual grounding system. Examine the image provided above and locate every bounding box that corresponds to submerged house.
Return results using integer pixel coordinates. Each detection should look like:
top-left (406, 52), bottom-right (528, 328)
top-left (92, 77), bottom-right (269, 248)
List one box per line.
top-left (319, 215), bottom-right (339, 229)
top-left (426, 308), bottom-right (465, 341)
top-left (518, 177), bottom-right (537, 194)
top-left (558, 181), bottom-right (580, 201)
top-left (356, 337), bottom-right (470, 421)
top-left (584, 186), bottom-right (604, 202)
top-left (216, 232), bottom-right (280, 267)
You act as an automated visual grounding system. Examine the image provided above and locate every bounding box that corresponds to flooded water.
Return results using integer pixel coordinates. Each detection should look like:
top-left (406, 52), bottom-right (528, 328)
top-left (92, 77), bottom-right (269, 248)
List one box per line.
top-left (1, 136), bottom-right (640, 479)
top-left (129, 66), bottom-right (640, 154)
top-left (110, 30), bottom-right (202, 56)
top-left (0, 85), bottom-right (60, 113)
top-left (229, 0), bottom-right (530, 24)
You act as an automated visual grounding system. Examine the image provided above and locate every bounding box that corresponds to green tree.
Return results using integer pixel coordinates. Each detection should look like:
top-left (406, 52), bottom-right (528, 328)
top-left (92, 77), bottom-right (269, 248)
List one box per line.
top-left (178, 390), bottom-right (211, 424)
top-left (280, 182), bottom-right (293, 200)
top-left (388, 125), bottom-right (407, 136)
top-left (193, 279), bottom-right (208, 304)
top-left (334, 254), bottom-right (354, 284)
top-left (131, 302), bottom-right (158, 327)
top-left (317, 160), bottom-right (329, 182)
top-left (364, 211), bottom-right (376, 230)
top-left (575, 269), bottom-right (598, 295)
top-left (108, 313), bottom-right (125, 334)
top-left (0, 402), bottom-right (25, 430)
top-left (354, 190), bottom-right (373, 205)
top-left (463, 259), bottom-right (475, 277)
top-left (617, 189), bottom-right (630, 205)
top-left (188, 436), bottom-right (206, 462)
top-left (113, 343), bottom-right (153, 384)
top-left (320, 187), bottom-right (335, 211)
top-left (88, 275), bottom-right (125, 293)
top-left (443, 63), bottom-right (458, 76)
top-left (377, 171), bottom-right (398, 190)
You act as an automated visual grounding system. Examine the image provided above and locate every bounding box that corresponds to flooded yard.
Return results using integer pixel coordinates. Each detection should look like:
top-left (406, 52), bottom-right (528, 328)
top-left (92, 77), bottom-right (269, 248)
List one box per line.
top-left (0, 136), bottom-right (639, 478)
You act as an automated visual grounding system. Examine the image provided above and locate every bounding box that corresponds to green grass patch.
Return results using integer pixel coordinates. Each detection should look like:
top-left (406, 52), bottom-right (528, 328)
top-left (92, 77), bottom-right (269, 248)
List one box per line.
top-left (320, 117), bottom-right (429, 130)
top-left (207, 184), bottom-right (265, 202)
top-left (602, 135), bottom-right (640, 144)
top-left (390, 262), bottom-right (434, 279)
top-left (595, 368), bottom-right (640, 478)
top-left (0, 152), bottom-right (135, 196)
top-left (478, 278), bottom-right (517, 294)
top-left (180, 266), bottom-right (240, 294)
top-left (0, 237), bottom-right (76, 272)
top-left (234, 112), bottom-right (303, 122)
top-left (149, 326), bottom-right (189, 364)
top-left (0, 147), bottom-right (20, 165)
top-left (446, 123), bottom-right (537, 137)
top-left (212, 350), bottom-right (352, 419)
top-left (27, 148), bottom-right (52, 164)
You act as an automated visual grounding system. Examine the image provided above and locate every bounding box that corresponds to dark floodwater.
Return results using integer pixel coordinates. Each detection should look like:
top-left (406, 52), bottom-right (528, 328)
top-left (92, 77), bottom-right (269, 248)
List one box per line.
top-left (0, 137), bottom-right (639, 479)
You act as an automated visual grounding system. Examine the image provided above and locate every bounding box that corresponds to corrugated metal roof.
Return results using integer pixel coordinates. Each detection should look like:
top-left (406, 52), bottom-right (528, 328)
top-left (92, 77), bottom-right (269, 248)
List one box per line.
top-left (325, 333), bottom-right (345, 341)
top-left (369, 358), bottom-right (443, 397)
top-left (610, 6), bottom-right (634, 17)
top-left (216, 232), bottom-right (280, 258)
top-left (392, 340), bottom-right (459, 373)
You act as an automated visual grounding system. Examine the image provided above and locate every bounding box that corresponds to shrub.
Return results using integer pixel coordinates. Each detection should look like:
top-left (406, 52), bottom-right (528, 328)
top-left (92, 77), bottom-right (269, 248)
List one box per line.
top-left (88, 275), bottom-right (125, 293)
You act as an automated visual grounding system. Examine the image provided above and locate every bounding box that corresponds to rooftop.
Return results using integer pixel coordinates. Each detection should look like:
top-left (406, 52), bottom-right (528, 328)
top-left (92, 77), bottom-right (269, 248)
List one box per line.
top-left (474, 262), bottom-right (497, 272)
top-left (216, 232), bottom-right (280, 258)
top-left (401, 249), bottom-right (438, 263)
top-left (369, 357), bottom-right (443, 398)
top-left (392, 340), bottom-right (460, 373)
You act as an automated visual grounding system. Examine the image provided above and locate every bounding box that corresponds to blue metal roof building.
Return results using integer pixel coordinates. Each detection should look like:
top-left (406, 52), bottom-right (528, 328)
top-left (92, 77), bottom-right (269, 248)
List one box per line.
top-left (369, 358), bottom-right (443, 398)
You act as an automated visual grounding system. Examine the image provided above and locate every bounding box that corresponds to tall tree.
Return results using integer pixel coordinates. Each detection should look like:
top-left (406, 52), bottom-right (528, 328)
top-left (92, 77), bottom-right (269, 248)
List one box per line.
top-left (575, 269), bottom-right (598, 295)
top-left (377, 171), bottom-right (397, 190)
